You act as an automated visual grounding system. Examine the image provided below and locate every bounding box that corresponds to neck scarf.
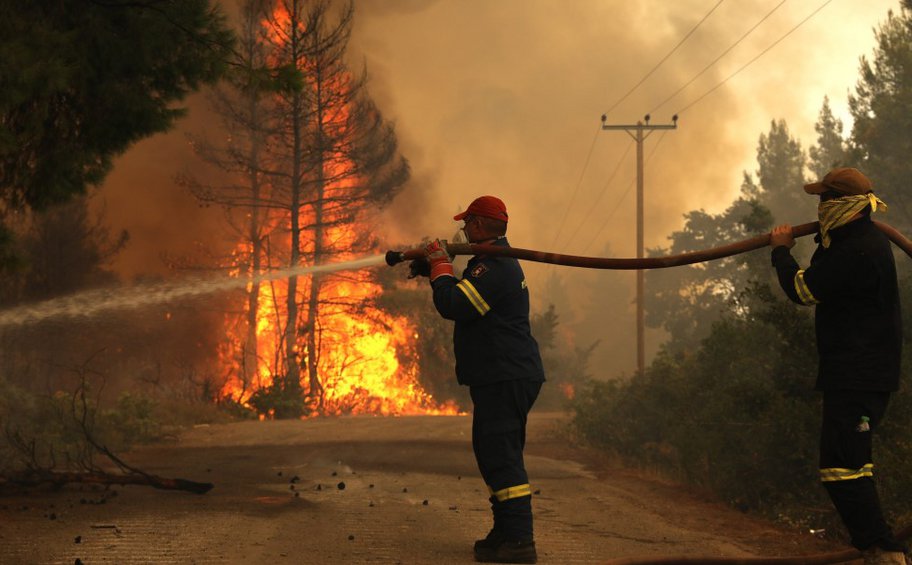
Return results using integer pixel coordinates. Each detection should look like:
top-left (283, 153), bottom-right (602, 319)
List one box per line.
top-left (817, 193), bottom-right (887, 247)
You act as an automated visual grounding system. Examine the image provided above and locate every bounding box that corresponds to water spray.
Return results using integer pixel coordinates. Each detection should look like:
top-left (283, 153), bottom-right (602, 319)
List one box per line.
top-left (9, 220), bottom-right (911, 329)
top-left (0, 255), bottom-right (387, 328)
top-left (386, 221), bottom-right (912, 269)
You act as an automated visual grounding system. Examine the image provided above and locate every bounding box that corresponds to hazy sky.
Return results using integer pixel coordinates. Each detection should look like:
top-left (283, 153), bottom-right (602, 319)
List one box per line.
top-left (97, 0), bottom-right (900, 374)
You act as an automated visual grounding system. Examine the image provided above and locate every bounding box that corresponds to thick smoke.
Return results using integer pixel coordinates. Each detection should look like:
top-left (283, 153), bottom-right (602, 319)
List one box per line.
top-left (97, 0), bottom-right (897, 377)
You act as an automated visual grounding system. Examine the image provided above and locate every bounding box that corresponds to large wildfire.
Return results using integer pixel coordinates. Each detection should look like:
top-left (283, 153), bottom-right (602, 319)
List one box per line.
top-left (215, 2), bottom-right (458, 418)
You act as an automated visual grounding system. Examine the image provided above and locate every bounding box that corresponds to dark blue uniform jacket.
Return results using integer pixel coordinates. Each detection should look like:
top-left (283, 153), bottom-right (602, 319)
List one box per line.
top-left (771, 217), bottom-right (902, 391)
top-left (430, 237), bottom-right (546, 387)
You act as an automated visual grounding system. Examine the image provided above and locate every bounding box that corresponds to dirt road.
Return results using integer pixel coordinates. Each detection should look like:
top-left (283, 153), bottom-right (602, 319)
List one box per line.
top-left (0, 412), bottom-right (845, 564)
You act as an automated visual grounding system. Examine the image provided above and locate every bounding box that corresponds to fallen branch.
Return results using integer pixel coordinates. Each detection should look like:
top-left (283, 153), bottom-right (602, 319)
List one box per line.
top-left (0, 468), bottom-right (213, 494)
top-left (2, 357), bottom-right (215, 496)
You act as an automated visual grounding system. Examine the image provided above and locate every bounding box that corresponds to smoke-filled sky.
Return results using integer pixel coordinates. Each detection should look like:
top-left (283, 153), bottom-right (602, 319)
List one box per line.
top-left (98, 0), bottom-right (899, 375)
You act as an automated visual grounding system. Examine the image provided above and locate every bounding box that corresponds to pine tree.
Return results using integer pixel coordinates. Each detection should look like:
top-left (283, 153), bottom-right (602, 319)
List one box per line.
top-left (180, 0), bottom-right (279, 402)
top-left (645, 119), bottom-right (811, 351)
top-left (848, 0), bottom-right (912, 231)
top-left (184, 0), bottom-right (409, 414)
top-left (0, 1), bottom-right (234, 212)
top-left (808, 97), bottom-right (846, 179)
top-left (755, 120), bottom-right (808, 226)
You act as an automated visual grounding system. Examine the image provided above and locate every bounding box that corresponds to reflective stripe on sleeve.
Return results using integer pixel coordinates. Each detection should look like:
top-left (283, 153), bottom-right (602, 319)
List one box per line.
top-left (819, 464), bottom-right (874, 482)
top-left (489, 483), bottom-right (532, 502)
top-left (457, 279), bottom-right (491, 315)
top-left (794, 270), bottom-right (820, 305)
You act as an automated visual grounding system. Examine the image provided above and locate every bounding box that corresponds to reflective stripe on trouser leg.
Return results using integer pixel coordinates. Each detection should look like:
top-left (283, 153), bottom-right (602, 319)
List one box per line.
top-left (470, 380), bottom-right (541, 541)
top-left (489, 483), bottom-right (532, 502)
top-left (820, 390), bottom-right (896, 551)
top-left (819, 464), bottom-right (873, 482)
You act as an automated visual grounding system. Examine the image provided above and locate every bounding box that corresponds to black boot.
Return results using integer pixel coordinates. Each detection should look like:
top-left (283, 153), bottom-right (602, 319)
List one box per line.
top-left (474, 529), bottom-right (505, 553)
top-left (474, 538), bottom-right (537, 564)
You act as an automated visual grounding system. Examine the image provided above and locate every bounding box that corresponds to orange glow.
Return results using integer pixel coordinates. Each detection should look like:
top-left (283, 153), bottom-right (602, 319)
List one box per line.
top-left (215, 2), bottom-right (459, 417)
top-left (218, 236), bottom-right (460, 417)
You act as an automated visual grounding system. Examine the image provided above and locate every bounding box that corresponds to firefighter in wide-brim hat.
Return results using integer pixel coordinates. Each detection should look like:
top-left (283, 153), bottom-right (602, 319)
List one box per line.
top-left (769, 168), bottom-right (907, 565)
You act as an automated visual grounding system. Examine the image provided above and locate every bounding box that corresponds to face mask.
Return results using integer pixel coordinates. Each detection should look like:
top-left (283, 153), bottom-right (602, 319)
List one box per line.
top-left (817, 193), bottom-right (887, 247)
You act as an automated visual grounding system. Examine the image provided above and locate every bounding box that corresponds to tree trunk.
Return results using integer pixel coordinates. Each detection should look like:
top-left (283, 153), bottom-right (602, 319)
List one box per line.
top-left (244, 95), bottom-right (263, 392)
top-left (305, 67), bottom-right (328, 413)
top-left (283, 0), bottom-right (304, 401)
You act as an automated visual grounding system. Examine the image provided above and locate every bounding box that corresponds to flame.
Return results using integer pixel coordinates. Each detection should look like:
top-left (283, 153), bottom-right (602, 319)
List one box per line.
top-left (214, 2), bottom-right (459, 417)
top-left (218, 242), bottom-right (460, 416)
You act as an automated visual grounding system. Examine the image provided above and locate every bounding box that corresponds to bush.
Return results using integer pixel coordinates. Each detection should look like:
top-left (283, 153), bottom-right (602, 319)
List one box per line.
top-left (571, 291), bottom-right (828, 522)
top-left (0, 373), bottom-right (243, 477)
top-left (247, 376), bottom-right (309, 419)
top-left (571, 279), bottom-right (912, 534)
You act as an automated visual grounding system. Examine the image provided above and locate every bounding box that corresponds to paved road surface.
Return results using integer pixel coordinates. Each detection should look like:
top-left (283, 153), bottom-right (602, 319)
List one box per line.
top-left (0, 412), bottom-right (844, 564)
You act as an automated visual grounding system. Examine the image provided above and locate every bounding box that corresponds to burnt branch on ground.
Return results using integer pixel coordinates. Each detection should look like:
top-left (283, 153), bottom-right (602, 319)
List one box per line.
top-left (0, 356), bottom-right (213, 495)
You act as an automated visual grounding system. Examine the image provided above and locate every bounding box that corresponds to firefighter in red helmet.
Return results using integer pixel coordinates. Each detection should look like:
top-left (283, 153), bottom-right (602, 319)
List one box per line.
top-left (412, 195), bottom-right (545, 564)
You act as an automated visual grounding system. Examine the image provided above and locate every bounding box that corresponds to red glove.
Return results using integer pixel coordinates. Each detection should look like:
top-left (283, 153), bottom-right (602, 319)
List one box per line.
top-left (425, 239), bottom-right (454, 281)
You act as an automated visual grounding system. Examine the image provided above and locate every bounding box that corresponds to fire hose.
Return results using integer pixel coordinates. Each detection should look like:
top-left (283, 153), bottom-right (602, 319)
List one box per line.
top-left (600, 525), bottom-right (912, 565)
top-left (603, 526), bottom-right (912, 565)
top-left (385, 220), bottom-right (912, 268)
top-left (387, 219), bottom-right (912, 564)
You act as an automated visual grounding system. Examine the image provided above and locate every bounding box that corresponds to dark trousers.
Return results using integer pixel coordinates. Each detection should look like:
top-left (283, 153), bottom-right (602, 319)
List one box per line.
top-left (820, 390), bottom-right (903, 551)
top-left (470, 379), bottom-right (542, 541)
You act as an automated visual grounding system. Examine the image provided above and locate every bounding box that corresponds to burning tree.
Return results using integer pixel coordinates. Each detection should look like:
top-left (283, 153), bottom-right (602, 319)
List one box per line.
top-left (181, 0), bottom-right (281, 402)
top-left (185, 0), bottom-right (453, 417)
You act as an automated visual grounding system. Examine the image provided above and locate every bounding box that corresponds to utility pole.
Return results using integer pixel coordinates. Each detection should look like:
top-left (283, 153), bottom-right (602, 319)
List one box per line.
top-left (601, 113), bottom-right (677, 376)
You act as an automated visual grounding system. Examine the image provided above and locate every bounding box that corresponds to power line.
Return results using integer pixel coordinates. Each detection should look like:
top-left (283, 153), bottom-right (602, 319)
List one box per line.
top-left (649, 0), bottom-right (787, 115)
top-left (551, 1), bottom-right (724, 252)
top-left (558, 140), bottom-right (635, 252)
top-left (603, 0), bottom-right (725, 116)
top-left (574, 0), bottom-right (826, 255)
top-left (581, 130), bottom-right (670, 256)
top-left (550, 125), bottom-right (602, 248)
top-left (675, 0), bottom-right (834, 116)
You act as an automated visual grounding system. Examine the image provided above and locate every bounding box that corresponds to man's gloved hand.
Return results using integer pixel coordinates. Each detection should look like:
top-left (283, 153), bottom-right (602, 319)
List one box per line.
top-left (425, 239), bottom-right (454, 281)
top-left (408, 257), bottom-right (431, 279)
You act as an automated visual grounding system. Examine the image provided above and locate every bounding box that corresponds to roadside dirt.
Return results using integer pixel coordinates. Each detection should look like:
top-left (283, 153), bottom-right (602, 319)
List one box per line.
top-left (0, 412), bottom-right (852, 564)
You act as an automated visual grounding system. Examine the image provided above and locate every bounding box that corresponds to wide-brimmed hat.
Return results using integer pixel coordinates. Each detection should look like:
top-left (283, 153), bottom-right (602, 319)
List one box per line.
top-left (804, 167), bottom-right (873, 196)
top-left (453, 195), bottom-right (509, 222)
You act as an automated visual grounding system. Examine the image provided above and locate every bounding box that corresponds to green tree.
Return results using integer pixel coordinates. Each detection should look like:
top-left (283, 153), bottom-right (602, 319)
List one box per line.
top-left (755, 120), bottom-right (809, 226)
top-left (646, 120), bottom-right (811, 351)
top-left (0, 0), bottom-right (234, 213)
top-left (848, 0), bottom-right (912, 231)
top-left (14, 197), bottom-right (127, 302)
top-left (645, 188), bottom-right (770, 351)
top-left (808, 97), bottom-right (847, 179)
